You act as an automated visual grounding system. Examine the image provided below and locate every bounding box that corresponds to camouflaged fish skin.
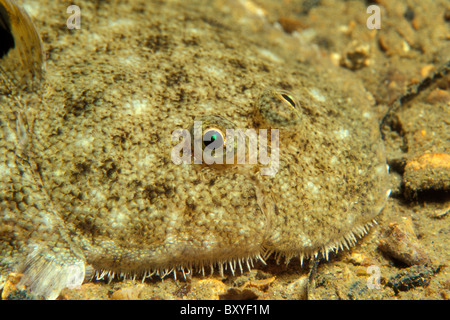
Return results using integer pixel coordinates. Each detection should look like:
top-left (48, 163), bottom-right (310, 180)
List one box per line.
top-left (0, 0), bottom-right (389, 299)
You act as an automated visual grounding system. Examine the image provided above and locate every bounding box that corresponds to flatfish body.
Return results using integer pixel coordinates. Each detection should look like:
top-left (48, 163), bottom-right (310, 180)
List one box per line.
top-left (0, 0), bottom-right (389, 299)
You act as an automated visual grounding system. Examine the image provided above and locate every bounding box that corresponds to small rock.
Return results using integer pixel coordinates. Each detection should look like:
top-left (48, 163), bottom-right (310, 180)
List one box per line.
top-left (403, 6), bottom-right (415, 22)
top-left (386, 265), bottom-right (434, 294)
top-left (444, 9), bottom-right (450, 22)
top-left (403, 153), bottom-right (450, 199)
top-left (284, 276), bottom-right (308, 300)
top-left (59, 282), bottom-right (110, 300)
top-left (441, 280), bottom-right (450, 299)
top-left (425, 88), bottom-right (450, 104)
top-left (186, 279), bottom-right (227, 300)
top-left (420, 64), bottom-right (435, 78)
top-left (346, 280), bottom-right (368, 300)
top-left (405, 153), bottom-right (450, 171)
top-left (110, 284), bottom-right (145, 300)
top-left (378, 216), bottom-right (438, 268)
top-left (240, 276), bottom-right (276, 290)
top-left (278, 16), bottom-right (306, 34)
top-left (411, 17), bottom-right (421, 30)
top-left (219, 275), bottom-right (276, 300)
top-left (349, 252), bottom-right (373, 266)
top-left (444, 279), bottom-right (450, 290)
top-left (442, 291), bottom-right (450, 300)
top-left (219, 287), bottom-right (259, 300)
top-left (378, 31), bottom-right (407, 56)
top-left (433, 206), bottom-right (449, 219)
top-left (340, 44), bottom-right (371, 70)
top-left (1, 273), bottom-right (27, 300)
top-left (173, 283), bottom-right (191, 298)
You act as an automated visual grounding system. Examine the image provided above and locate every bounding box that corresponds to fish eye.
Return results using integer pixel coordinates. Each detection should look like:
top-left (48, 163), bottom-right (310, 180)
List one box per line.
top-left (255, 88), bottom-right (301, 126)
top-left (203, 127), bottom-right (225, 149)
top-left (280, 93), bottom-right (296, 108)
top-left (189, 115), bottom-right (238, 165)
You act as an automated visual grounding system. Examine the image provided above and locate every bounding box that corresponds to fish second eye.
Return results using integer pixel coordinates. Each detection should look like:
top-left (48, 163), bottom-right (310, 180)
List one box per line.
top-left (189, 115), bottom-right (239, 166)
top-left (280, 93), bottom-right (296, 108)
top-left (255, 88), bottom-right (301, 127)
top-left (203, 127), bottom-right (225, 149)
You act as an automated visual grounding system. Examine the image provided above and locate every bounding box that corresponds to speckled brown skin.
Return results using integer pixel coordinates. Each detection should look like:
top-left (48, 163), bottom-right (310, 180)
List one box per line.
top-left (0, 0), bottom-right (389, 299)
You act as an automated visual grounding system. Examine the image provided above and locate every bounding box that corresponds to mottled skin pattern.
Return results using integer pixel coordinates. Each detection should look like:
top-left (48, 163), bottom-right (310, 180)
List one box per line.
top-left (0, 0), bottom-right (389, 299)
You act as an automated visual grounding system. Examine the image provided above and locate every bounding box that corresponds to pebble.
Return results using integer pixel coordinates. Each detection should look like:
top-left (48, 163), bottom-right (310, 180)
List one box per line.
top-left (386, 265), bottom-right (434, 294)
top-left (339, 44), bottom-right (371, 70)
top-left (228, 276), bottom-right (276, 300)
top-left (346, 280), bottom-right (369, 300)
top-left (433, 206), bottom-right (449, 219)
top-left (283, 276), bottom-right (308, 300)
top-left (219, 287), bottom-right (260, 300)
top-left (58, 283), bottom-right (110, 300)
top-left (403, 153), bottom-right (450, 199)
top-left (378, 32), bottom-right (404, 56)
top-left (240, 276), bottom-right (276, 290)
top-left (278, 16), bottom-right (306, 34)
top-left (348, 252), bottom-right (374, 266)
top-left (425, 88), bottom-right (450, 104)
top-left (444, 9), bottom-right (450, 22)
top-left (420, 64), bottom-right (435, 78)
top-left (1, 273), bottom-right (23, 300)
top-left (378, 216), bottom-right (439, 268)
top-left (217, 271), bottom-right (276, 300)
top-left (186, 279), bottom-right (227, 300)
top-left (110, 284), bottom-right (145, 300)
